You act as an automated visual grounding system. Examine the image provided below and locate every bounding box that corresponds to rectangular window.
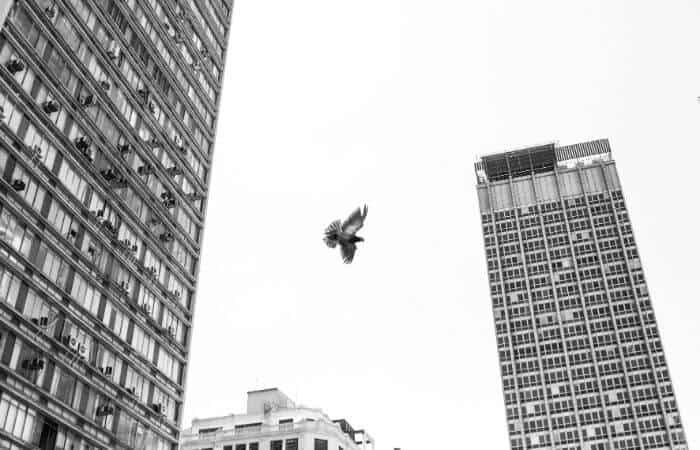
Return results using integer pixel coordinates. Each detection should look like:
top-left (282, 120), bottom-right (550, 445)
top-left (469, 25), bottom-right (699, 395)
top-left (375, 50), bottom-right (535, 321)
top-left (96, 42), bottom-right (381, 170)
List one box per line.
top-left (234, 445), bottom-right (244, 450)
top-left (285, 439), bottom-right (298, 450)
top-left (270, 441), bottom-right (282, 450)
top-left (314, 439), bottom-right (328, 450)
top-left (249, 443), bottom-right (259, 450)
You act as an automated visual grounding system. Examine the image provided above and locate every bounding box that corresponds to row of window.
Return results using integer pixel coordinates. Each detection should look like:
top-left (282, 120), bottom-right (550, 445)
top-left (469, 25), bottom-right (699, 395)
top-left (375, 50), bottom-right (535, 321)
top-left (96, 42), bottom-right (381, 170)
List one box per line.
top-left (0, 139), bottom-right (192, 342)
top-left (208, 438), bottom-right (342, 450)
top-left (12, 1), bottom-right (208, 239)
top-left (0, 83), bottom-right (197, 310)
top-left (0, 201), bottom-right (185, 391)
top-left (0, 336), bottom-right (173, 449)
top-left (121, 0), bottom-right (218, 116)
top-left (26, 0), bottom-right (212, 207)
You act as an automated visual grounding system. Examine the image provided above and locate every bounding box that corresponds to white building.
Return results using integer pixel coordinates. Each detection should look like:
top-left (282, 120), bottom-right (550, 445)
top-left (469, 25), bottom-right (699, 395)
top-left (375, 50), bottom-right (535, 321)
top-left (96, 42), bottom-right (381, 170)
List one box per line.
top-left (180, 388), bottom-right (375, 450)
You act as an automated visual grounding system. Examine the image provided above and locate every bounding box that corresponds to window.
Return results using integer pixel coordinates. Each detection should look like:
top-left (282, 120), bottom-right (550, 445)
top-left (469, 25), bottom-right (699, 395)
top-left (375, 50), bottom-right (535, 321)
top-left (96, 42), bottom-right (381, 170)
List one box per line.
top-left (279, 418), bottom-right (293, 431)
top-left (270, 441), bottom-right (282, 450)
top-left (249, 443), bottom-right (259, 450)
top-left (234, 445), bottom-right (244, 450)
top-left (285, 439), bottom-right (298, 450)
top-left (314, 439), bottom-right (328, 450)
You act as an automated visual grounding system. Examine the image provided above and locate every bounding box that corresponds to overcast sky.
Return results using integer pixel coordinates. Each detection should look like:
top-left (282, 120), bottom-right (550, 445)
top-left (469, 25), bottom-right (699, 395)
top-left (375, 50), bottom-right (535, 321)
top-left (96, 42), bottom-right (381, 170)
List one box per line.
top-left (183, 1), bottom-right (700, 448)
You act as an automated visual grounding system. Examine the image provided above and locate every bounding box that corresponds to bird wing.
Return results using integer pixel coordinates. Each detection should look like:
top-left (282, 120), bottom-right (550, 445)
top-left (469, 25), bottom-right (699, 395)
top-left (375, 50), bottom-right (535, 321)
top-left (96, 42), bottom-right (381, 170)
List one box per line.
top-left (339, 242), bottom-right (357, 264)
top-left (341, 204), bottom-right (368, 235)
top-left (323, 220), bottom-right (341, 248)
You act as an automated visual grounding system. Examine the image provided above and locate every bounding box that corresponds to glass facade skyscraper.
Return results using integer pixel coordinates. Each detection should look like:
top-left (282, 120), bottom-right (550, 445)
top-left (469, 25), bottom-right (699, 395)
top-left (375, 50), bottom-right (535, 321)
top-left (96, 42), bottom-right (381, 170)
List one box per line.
top-left (0, 0), bottom-right (232, 448)
top-left (476, 140), bottom-right (687, 450)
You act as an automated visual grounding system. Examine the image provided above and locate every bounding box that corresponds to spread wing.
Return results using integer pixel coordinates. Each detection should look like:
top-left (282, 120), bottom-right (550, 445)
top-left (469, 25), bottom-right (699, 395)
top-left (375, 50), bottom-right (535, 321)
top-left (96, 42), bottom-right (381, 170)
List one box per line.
top-left (323, 220), bottom-right (341, 248)
top-left (341, 204), bottom-right (368, 235)
top-left (339, 242), bottom-right (357, 264)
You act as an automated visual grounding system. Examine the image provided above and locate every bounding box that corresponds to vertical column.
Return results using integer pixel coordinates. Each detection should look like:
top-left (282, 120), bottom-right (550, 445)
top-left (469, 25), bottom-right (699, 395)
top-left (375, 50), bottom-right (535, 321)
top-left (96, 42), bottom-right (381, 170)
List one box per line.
top-left (599, 162), bottom-right (676, 448)
top-left (529, 172), bottom-right (590, 449)
top-left (485, 185), bottom-right (527, 450)
top-left (574, 165), bottom-right (645, 449)
top-left (549, 169), bottom-right (614, 447)
top-left (504, 178), bottom-right (559, 449)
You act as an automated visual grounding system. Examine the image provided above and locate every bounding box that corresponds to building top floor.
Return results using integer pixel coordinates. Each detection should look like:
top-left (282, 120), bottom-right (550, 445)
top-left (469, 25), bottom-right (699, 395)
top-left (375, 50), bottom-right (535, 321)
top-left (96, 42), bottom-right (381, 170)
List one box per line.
top-left (181, 389), bottom-right (374, 450)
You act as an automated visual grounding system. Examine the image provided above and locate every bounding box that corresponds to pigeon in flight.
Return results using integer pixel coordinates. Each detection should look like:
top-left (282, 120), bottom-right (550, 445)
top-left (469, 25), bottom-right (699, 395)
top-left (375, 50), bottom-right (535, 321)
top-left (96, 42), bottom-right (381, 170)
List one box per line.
top-left (323, 205), bottom-right (368, 264)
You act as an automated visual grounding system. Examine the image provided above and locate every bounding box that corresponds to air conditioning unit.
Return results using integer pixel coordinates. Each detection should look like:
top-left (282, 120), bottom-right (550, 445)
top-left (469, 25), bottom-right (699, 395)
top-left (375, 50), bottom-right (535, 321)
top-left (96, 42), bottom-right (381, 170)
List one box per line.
top-left (126, 386), bottom-right (136, 395)
top-left (44, 7), bottom-right (56, 19)
top-left (81, 94), bottom-right (97, 107)
top-left (167, 326), bottom-right (175, 337)
top-left (74, 136), bottom-right (91, 150)
top-left (96, 404), bottom-right (115, 416)
top-left (99, 366), bottom-right (113, 376)
top-left (29, 145), bottom-right (43, 160)
top-left (151, 403), bottom-right (163, 414)
top-left (11, 179), bottom-right (26, 192)
top-left (101, 168), bottom-right (116, 181)
top-left (67, 228), bottom-right (78, 239)
top-left (42, 100), bottom-right (60, 114)
top-left (31, 316), bottom-right (49, 327)
top-left (166, 166), bottom-right (182, 177)
top-left (65, 337), bottom-right (87, 358)
top-left (21, 358), bottom-right (45, 371)
top-left (99, 80), bottom-right (111, 91)
top-left (118, 143), bottom-right (132, 156)
top-left (23, 145), bottom-right (42, 165)
top-left (137, 164), bottom-right (153, 176)
top-left (6, 59), bottom-right (25, 75)
top-left (140, 303), bottom-right (152, 315)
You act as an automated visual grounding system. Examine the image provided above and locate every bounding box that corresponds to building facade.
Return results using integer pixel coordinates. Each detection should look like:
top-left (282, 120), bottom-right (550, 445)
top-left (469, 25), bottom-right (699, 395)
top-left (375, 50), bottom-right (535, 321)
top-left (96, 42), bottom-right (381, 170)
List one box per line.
top-left (0, 0), bottom-right (232, 448)
top-left (476, 140), bottom-right (687, 450)
top-left (180, 388), bottom-right (375, 450)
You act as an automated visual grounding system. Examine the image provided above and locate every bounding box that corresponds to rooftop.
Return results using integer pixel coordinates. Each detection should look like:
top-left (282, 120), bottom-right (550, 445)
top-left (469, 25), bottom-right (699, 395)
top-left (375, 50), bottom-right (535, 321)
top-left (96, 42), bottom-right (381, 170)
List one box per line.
top-left (474, 139), bottom-right (612, 183)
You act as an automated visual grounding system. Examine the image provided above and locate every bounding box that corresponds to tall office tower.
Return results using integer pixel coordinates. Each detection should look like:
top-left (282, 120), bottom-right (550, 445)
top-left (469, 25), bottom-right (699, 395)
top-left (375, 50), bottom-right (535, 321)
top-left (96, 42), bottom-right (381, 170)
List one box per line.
top-left (0, 0), bottom-right (232, 448)
top-left (475, 140), bottom-right (687, 450)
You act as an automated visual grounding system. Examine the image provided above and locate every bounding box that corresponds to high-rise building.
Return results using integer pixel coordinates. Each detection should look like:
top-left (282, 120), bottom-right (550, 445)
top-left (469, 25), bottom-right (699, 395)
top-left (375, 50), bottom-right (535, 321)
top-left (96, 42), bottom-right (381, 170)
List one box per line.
top-left (180, 388), bottom-right (375, 450)
top-left (475, 140), bottom-right (688, 450)
top-left (0, 0), bottom-right (232, 448)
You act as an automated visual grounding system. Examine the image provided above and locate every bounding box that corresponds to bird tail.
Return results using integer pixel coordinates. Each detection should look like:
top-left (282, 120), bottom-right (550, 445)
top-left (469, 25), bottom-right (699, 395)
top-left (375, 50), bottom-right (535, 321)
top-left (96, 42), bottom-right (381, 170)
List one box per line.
top-left (323, 220), bottom-right (341, 248)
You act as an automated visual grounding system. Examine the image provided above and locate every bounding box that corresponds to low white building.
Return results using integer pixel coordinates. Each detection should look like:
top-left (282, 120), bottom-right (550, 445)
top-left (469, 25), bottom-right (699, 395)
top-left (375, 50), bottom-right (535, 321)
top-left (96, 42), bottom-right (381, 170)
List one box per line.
top-left (180, 388), bottom-right (375, 450)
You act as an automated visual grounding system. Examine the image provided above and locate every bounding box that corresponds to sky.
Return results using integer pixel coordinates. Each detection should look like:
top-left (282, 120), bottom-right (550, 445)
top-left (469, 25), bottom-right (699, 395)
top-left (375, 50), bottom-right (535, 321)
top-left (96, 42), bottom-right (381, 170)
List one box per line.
top-left (183, 1), bottom-right (700, 448)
